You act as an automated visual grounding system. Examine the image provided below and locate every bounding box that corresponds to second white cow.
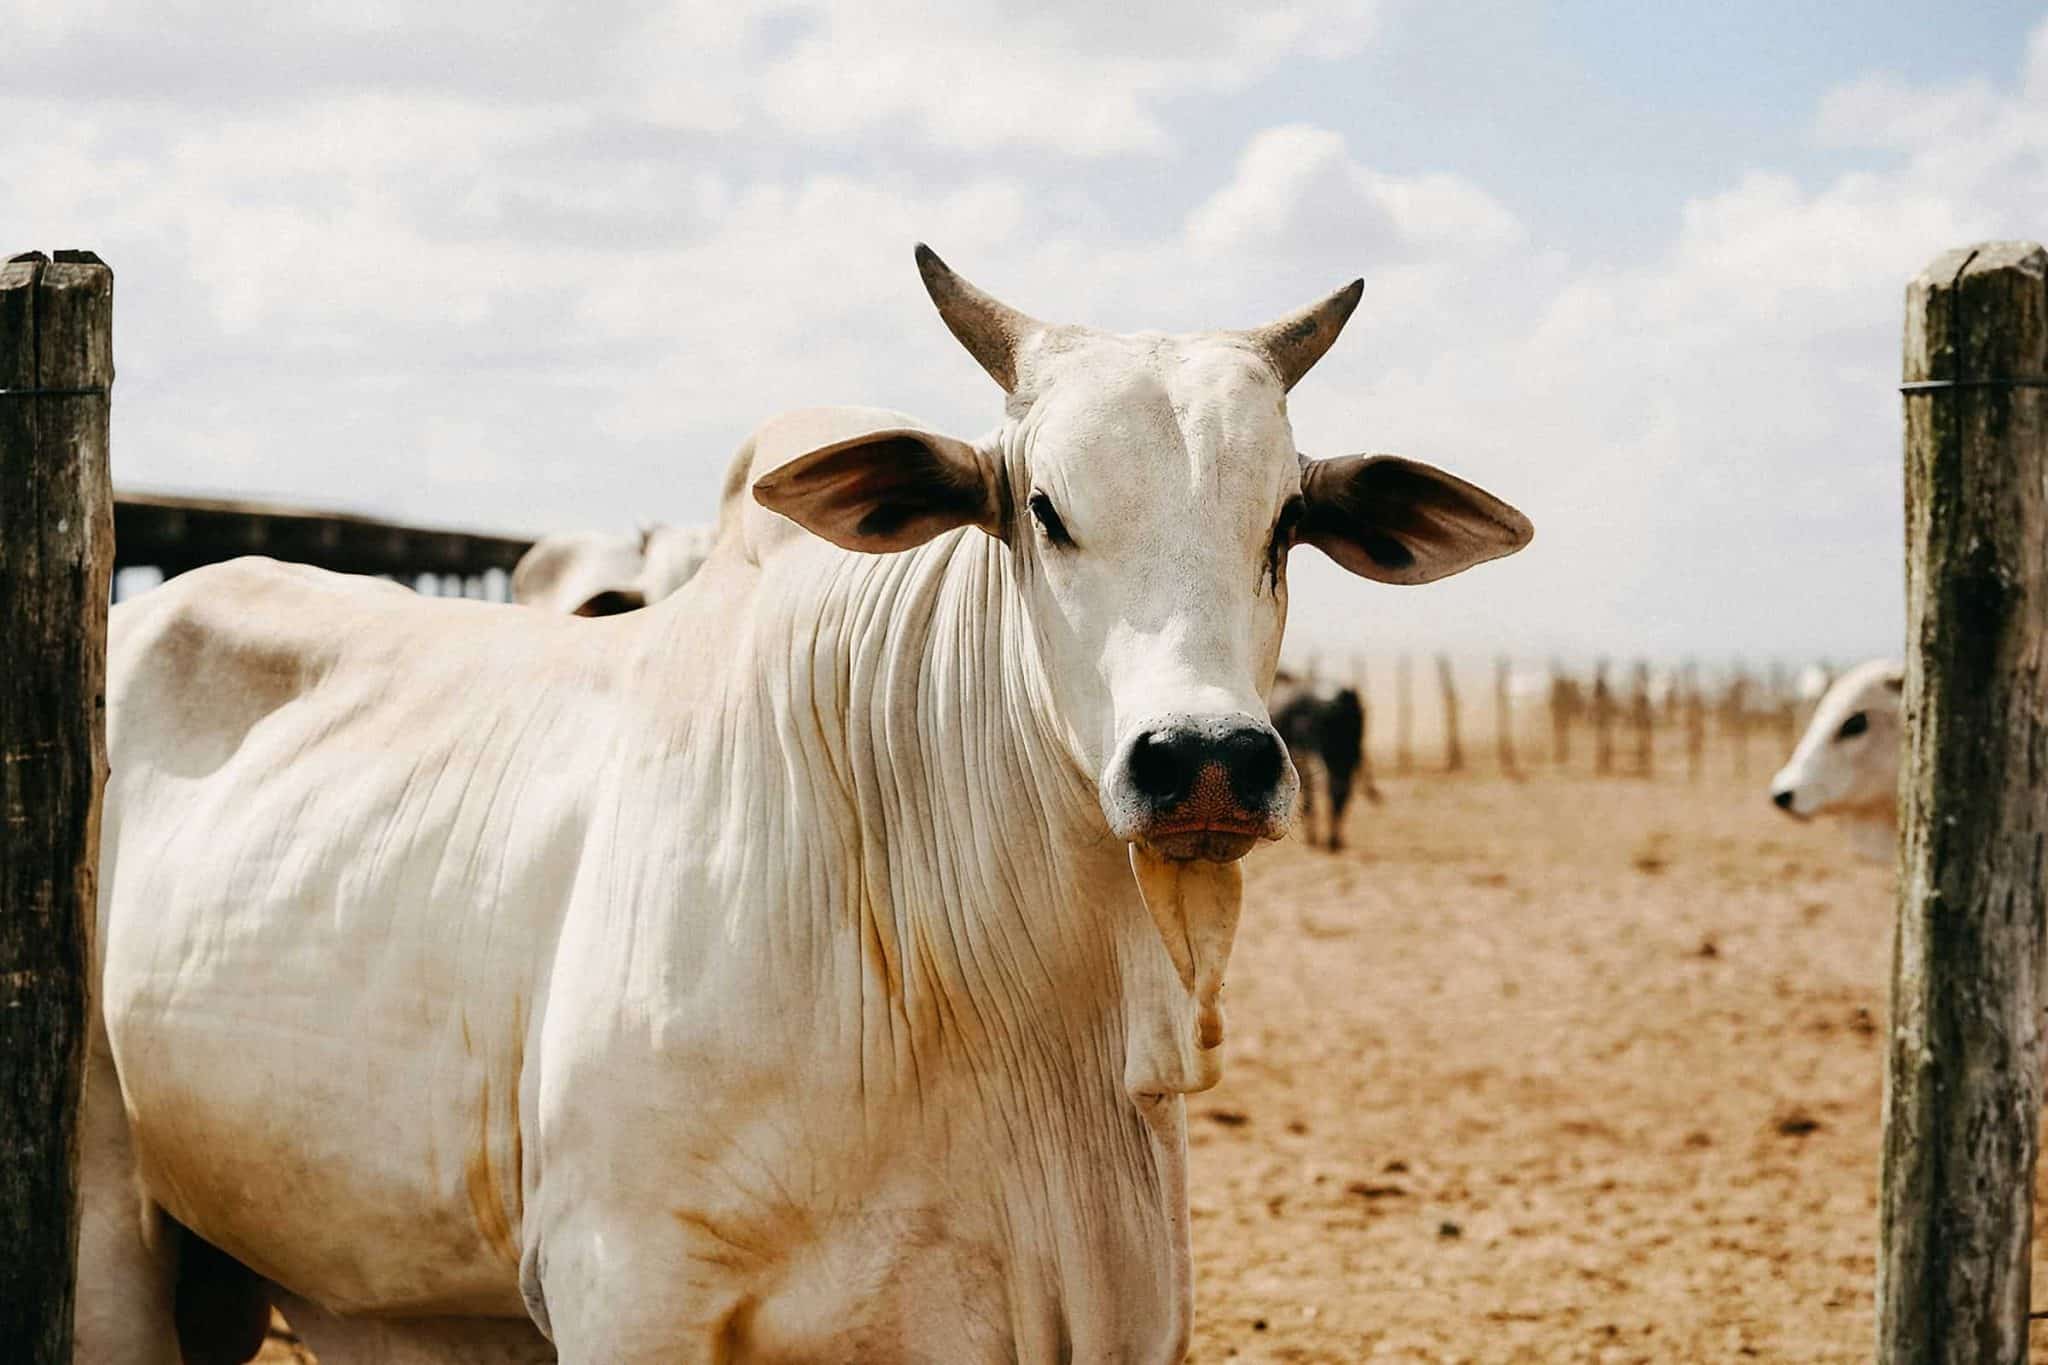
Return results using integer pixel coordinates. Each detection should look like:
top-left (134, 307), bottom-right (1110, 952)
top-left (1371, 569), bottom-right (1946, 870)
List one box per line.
top-left (511, 522), bottom-right (715, 615)
top-left (1768, 657), bottom-right (1903, 861)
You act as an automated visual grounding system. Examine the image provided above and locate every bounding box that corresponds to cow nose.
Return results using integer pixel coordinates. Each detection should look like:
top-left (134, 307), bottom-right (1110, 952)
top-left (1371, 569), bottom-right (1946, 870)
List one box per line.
top-left (1128, 721), bottom-right (1287, 813)
top-left (1772, 789), bottom-right (1795, 811)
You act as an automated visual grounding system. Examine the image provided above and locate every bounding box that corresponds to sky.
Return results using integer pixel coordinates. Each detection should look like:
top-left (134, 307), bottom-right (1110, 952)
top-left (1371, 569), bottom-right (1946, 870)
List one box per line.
top-left (10, 1), bottom-right (2048, 664)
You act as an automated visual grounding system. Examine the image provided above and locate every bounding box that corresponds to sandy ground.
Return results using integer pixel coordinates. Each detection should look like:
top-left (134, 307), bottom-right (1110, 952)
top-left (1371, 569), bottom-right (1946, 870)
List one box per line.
top-left (256, 764), bottom-right (2037, 1362)
top-left (1182, 767), bottom-right (1912, 1363)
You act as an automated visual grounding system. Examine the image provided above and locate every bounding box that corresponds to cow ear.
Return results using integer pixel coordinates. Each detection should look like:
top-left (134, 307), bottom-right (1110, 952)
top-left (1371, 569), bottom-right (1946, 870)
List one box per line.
top-left (753, 424), bottom-right (1001, 554)
top-left (1299, 454), bottom-right (1532, 585)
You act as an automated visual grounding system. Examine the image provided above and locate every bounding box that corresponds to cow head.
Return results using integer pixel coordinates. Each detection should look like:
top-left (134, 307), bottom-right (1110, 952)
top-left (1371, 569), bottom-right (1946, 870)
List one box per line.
top-left (1769, 659), bottom-right (1903, 848)
top-left (513, 530), bottom-right (655, 616)
top-left (512, 524), bottom-right (714, 616)
top-left (753, 248), bottom-right (1531, 1087)
top-left (756, 247), bottom-right (1531, 855)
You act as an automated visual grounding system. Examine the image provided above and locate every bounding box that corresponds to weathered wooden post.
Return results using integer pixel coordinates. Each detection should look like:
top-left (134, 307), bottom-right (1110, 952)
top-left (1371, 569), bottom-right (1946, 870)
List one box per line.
top-left (1630, 660), bottom-right (1653, 778)
top-left (1683, 661), bottom-right (1706, 783)
top-left (1723, 667), bottom-right (1750, 778)
top-left (1395, 654), bottom-right (1413, 776)
top-left (1768, 660), bottom-right (1797, 750)
top-left (1493, 655), bottom-right (1517, 777)
top-left (1436, 653), bottom-right (1463, 773)
top-left (1590, 658), bottom-right (1614, 777)
top-left (0, 250), bottom-right (114, 1362)
top-left (1548, 660), bottom-right (1574, 768)
top-left (1878, 241), bottom-right (2048, 1365)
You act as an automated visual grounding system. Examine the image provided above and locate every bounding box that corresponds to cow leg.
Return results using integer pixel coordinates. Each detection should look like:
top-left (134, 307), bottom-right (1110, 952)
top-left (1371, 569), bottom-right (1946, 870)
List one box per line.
top-left (1298, 753), bottom-right (1328, 847)
top-left (74, 1034), bottom-right (181, 1365)
top-left (1326, 763), bottom-right (1355, 851)
top-left (1356, 739), bottom-right (1382, 804)
top-left (273, 1290), bottom-right (556, 1364)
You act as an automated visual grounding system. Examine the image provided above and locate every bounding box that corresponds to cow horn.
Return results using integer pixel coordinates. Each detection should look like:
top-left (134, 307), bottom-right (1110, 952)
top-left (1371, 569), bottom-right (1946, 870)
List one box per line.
top-left (1240, 279), bottom-right (1365, 391)
top-left (914, 244), bottom-right (1044, 393)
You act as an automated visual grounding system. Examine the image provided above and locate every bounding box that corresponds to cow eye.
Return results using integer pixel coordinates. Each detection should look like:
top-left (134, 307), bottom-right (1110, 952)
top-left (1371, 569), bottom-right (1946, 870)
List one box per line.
top-left (1029, 491), bottom-right (1074, 548)
top-left (1836, 711), bottom-right (1868, 740)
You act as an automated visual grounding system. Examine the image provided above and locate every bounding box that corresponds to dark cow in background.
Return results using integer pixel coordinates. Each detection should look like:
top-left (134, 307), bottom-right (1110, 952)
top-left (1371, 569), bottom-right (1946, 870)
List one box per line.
top-left (1272, 671), bottom-right (1375, 850)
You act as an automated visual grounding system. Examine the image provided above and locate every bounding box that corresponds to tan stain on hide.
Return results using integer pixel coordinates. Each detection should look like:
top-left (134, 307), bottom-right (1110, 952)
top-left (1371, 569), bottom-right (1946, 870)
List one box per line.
top-left (465, 1077), bottom-right (519, 1269)
top-left (507, 1002), bottom-right (525, 1246)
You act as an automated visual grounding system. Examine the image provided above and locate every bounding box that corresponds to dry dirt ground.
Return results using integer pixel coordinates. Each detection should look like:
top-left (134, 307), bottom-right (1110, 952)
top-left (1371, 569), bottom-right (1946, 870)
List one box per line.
top-left (258, 766), bottom-right (2045, 1362)
top-left (1182, 768), bottom-right (1912, 1363)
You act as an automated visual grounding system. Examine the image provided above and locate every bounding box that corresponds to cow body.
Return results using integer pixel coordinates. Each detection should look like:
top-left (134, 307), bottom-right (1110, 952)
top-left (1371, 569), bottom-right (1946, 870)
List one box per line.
top-left (82, 250), bottom-right (1531, 1362)
top-left (96, 540), bottom-right (1190, 1360)
top-left (1270, 674), bottom-right (1369, 850)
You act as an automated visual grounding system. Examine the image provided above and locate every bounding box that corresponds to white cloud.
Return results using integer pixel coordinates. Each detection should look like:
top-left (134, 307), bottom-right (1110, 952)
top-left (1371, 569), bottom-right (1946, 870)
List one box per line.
top-left (754, 1), bottom-right (1382, 155)
top-left (1188, 126), bottom-right (1523, 261)
top-left (1286, 23), bottom-right (2048, 661)
top-left (5, 0), bottom-right (1381, 156)
top-left (11, 5), bottom-right (2048, 664)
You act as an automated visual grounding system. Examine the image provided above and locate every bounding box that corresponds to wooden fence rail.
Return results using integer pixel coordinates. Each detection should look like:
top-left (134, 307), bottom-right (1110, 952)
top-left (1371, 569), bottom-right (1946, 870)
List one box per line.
top-left (114, 491), bottom-right (535, 595)
top-left (0, 249), bottom-right (114, 1362)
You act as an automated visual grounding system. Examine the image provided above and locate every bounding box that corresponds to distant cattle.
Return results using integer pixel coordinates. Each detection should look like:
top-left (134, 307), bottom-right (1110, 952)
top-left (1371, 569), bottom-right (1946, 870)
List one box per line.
top-left (82, 246), bottom-right (1531, 1362)
top-left (1768, 657), bottom-right (1902, 862)
top-left (1272, 672), bottom-right (1373, 850)
top-left (511, 522), bottom-right (715, 615)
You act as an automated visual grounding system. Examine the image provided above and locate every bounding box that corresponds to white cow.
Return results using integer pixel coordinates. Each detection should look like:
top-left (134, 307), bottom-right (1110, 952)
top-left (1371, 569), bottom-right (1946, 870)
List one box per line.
top-left (510, 522), bottom-right (716, 615)
top-left (1768, 657), bottom-right (1903, 862)
top-left (81, 247), bottom-right (1532, 1363)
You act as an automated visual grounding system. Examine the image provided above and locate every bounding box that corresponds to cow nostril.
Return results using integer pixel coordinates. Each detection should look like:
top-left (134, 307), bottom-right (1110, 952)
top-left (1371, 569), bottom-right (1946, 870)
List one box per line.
top-left (1125, 723), bottom-right (1287, 815)
top-left (1773, 789), bottom-right (1795, 811)
top-left (1223, 727), bottom-right (1286, 805)
top-left (1127, 729), bottom-right (1196, 807)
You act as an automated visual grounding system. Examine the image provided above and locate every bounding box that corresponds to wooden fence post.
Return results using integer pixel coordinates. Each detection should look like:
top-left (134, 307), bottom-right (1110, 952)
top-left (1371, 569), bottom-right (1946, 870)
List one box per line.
top-left (1723, 667), bottom-right (1750, 778)
top-left (1591, 658), bottom-right (1614, 776)
top-left (1494, 655), bottom-right (1517, 777)
top-left (1395, 654), bottom-right (1413, 776)
top-left (1436, 653), bottom-right (1462, 773)
top-left (0, 250), bottom-right (113, 1362)
top-left (1768, 661), bottom-right (1796, 751)
top-left (1878, 241), bottom-right (2048, 1365)
top-left (1683, 661), bottom-right (1706, 783)
top-left (1630, 660), bottom-right (1653, 778)
top-left (1548, 659), bottom-right (1574, 768)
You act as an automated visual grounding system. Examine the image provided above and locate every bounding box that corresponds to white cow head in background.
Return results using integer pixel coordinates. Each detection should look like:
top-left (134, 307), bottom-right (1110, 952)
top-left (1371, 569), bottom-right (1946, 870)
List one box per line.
top-left (756, 246), bottom-right (1533, 867)
top-left (1770, 657), bottom-right (1904, 862)
top-left (512, 523), bottom-right (714, 615)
